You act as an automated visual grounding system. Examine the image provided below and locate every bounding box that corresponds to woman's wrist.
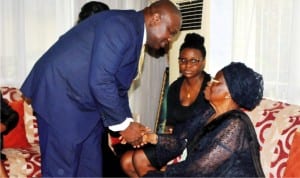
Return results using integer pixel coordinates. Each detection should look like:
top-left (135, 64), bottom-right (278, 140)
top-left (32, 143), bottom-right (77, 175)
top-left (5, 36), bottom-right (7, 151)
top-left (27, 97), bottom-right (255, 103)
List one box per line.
top-left (151, 133), bottom-right (158, 144)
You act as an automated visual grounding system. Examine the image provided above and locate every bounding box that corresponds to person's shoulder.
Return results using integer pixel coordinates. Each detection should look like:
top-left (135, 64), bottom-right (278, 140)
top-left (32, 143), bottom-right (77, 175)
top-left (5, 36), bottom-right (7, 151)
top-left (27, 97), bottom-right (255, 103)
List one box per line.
top-left (225, 109), bottom-right (248, 118)
top-left (169, 76), bottom-right (184, 88)
top-left (221, 110), bottom-right (251, 128)
top-left (108, 9), bottom-right (136, 14)
top-left (101, 10), bottom-right (143, 29)
top-left (89, 9), bottom-right (138, 23)
top-left (103, 9), bottom-right (140, 19)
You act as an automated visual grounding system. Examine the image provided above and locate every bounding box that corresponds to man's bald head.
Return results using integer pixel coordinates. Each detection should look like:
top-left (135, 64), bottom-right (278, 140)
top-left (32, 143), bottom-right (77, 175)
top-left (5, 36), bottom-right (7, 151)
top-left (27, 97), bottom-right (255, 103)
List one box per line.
top-left (149, 0), bottom-right (181, 18)
top-left (144, 0), bottom-right (182, 49)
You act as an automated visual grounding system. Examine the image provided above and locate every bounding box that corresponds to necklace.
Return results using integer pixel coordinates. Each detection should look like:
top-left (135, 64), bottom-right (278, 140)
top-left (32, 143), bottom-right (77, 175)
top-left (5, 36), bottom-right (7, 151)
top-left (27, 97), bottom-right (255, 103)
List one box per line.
top-left (183, 75), bottom-right (204, 100)
top-left (185, 83), bottom-right (191, 99)
top-left (187, 92), bottom-right (191, 99)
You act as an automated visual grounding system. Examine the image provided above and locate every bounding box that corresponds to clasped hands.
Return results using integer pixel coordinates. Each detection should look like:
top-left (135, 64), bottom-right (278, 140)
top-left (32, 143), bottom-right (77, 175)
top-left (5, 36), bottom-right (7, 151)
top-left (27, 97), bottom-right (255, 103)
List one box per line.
top-left (119, 122), bottom-right (158, 148)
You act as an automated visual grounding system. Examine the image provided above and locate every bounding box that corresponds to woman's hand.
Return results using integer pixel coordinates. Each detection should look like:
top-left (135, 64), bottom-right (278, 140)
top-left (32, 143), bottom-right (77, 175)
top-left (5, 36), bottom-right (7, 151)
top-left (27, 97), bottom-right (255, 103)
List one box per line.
top-left (142, 132), bottom-right (158, 145)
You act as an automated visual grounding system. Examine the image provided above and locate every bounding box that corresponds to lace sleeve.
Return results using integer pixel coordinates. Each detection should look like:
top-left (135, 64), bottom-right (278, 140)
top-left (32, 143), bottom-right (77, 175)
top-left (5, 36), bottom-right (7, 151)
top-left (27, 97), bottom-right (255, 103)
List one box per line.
top-left (153, 134), bottom-right (187, 167)
top-left (164, 117), bottom-right (246, 177)
top-left (151, 109), bottom-right (215, 168)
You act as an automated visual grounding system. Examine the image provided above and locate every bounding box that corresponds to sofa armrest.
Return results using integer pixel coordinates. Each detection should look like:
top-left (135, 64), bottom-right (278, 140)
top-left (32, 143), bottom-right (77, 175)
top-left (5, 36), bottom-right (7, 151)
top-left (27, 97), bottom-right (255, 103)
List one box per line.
top-left (246, 98), bottom-right (300, 177)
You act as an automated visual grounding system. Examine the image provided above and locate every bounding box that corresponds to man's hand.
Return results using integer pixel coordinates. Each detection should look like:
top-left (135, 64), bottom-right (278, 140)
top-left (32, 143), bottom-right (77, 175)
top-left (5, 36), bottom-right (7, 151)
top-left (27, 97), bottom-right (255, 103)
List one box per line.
top-left (119, 122), bottom-right (149, 147)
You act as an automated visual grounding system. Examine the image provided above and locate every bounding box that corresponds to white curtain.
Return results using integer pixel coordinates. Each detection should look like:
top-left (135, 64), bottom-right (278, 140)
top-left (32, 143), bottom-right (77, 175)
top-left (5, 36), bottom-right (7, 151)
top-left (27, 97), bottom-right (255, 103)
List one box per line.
top-left (129, 53), bottom-right (168, 129)
top-left (0, 0), bottom-right (75, 87)
top-left (232, 0), bottom-right (300, 105)
top-left (0, 0), bottom-right (164, 129)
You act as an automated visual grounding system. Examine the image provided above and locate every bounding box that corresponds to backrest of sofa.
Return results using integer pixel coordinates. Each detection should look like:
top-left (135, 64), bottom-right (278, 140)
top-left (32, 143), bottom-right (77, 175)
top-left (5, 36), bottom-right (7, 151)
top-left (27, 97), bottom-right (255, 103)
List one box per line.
top-left (245, 98), bottom-right (300, 178)
top-left (1, 87), bottom-right (39, 145)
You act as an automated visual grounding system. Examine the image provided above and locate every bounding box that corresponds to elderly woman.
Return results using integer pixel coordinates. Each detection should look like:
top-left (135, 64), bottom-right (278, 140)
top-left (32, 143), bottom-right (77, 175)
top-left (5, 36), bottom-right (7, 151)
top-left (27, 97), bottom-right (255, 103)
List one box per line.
top-left (136, 62), bottom-right (265, 177)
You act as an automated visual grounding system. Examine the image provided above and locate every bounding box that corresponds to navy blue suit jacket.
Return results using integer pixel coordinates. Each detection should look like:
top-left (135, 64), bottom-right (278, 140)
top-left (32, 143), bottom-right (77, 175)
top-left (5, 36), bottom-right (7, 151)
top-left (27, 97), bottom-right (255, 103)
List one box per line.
top-left (21, 10), bottom-right (145, 143)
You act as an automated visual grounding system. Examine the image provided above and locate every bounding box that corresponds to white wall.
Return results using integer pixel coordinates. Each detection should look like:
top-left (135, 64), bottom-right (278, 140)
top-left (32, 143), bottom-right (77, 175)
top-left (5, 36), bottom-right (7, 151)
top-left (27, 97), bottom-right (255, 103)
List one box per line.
top-left (75, 0), bottom-right (147, 15)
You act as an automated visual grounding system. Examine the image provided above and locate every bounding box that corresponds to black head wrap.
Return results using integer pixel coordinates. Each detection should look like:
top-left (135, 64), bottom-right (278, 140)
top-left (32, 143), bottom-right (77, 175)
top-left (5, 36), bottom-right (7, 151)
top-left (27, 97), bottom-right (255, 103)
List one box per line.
top-left (222, 62), bottom-right (264, 110)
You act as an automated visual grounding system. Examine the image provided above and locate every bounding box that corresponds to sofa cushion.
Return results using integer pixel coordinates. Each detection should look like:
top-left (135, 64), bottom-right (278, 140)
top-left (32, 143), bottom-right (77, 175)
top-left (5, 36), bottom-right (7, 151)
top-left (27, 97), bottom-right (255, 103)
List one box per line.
top-left (2, 145), bottom-right (41, 177)
top-left (23, 101), bottom-right (40, 145)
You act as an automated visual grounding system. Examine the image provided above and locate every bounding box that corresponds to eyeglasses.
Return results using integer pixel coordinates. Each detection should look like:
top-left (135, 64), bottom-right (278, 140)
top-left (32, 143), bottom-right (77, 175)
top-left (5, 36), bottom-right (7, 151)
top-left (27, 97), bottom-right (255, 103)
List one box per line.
top-left (178, 58), bottom-right (201, 65)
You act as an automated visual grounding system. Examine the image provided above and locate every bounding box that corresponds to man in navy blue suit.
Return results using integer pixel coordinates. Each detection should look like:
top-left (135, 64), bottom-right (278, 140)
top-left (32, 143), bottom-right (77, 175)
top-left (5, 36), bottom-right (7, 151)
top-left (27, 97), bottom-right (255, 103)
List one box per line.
top-left (21, 0), bottom-right (182, 177)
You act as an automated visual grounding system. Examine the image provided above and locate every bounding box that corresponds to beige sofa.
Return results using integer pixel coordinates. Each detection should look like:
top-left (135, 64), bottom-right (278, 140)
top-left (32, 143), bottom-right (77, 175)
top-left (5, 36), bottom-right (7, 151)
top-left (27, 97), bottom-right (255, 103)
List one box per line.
top-left (1, 87), bottom-right (300, 177)
top-left (245, 98), bottom-right (300, 177)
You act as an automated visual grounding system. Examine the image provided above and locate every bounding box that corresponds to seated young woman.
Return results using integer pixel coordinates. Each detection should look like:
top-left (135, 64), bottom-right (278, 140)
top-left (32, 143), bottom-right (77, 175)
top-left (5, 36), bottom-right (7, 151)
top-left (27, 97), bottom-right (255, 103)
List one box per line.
top-left (120, 33), bottom-right (212, 177)
top-left (122, 62), bottom-right (265, 177)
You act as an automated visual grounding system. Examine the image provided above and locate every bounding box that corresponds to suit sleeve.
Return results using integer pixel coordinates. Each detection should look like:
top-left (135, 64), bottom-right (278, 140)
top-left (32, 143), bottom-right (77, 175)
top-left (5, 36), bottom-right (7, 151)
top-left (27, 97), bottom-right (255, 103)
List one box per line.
top-left (89, 18), bottom-right (134, 127)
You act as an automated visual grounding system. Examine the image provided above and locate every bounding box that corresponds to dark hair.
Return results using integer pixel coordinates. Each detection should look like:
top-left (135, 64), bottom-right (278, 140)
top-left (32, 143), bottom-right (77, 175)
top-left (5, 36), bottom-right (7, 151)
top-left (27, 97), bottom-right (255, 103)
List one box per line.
top-left (77, 1), bottom-right (110, 24)
top-left (1, 93), bottom-right (19, 134)
top-left (179, 33), bottom-right (206, 58)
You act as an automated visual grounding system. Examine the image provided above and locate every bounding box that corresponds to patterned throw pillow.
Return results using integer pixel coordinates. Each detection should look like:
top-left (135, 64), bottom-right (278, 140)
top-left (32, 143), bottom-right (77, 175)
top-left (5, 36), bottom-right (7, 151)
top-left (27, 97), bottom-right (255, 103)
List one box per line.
top-left (284, 131), bottom-right (300, 177)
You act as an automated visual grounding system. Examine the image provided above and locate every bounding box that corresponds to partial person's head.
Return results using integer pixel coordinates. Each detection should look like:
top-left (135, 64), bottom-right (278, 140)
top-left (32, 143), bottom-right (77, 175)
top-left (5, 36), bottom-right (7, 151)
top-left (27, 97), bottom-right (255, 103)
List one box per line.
top-left (204, 62), bottom-right (264, 111)
top-left (77, 1), bottom-right (110, 24)
top-left (178, 33), bottom-right (206, 79)
top-left (143, 0), bottom-right (182, 50)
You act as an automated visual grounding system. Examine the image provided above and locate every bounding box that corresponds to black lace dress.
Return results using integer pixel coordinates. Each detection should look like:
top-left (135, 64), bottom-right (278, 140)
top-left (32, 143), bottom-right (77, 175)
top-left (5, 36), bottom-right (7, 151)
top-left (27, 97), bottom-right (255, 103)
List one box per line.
top-left (145, 110), bottom-right (265, 177)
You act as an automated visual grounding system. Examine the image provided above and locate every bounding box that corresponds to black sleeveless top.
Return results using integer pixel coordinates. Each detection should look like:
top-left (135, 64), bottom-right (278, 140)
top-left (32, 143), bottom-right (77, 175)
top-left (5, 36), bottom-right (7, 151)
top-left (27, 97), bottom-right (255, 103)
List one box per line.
top-left (166, 71), bottom-right (211, 127)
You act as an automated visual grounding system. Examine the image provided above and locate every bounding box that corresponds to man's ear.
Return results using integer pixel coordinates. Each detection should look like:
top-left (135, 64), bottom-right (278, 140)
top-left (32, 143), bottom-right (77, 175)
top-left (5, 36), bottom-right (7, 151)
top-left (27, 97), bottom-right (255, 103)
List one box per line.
top-left (150, 13), bottom-right (161, 26)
